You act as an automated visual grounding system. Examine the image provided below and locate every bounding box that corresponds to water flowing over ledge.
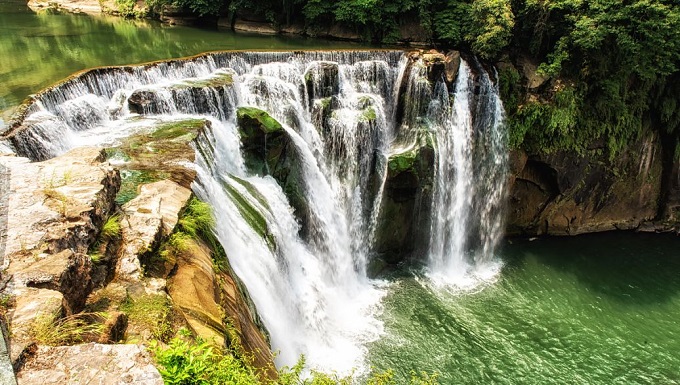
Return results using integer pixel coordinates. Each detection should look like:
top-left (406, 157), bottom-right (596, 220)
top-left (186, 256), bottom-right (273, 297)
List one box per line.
top-left (3, 50), bottom-right (508, 374)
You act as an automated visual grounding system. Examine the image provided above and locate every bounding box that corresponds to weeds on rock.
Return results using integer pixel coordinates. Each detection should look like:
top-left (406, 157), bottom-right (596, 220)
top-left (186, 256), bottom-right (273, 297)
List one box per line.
top-left (30, 311), bottom-right (105, 345)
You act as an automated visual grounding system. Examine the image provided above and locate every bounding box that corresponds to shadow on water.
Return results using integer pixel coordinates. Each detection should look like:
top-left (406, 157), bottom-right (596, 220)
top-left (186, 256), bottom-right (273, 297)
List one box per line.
top-left (502, 231), bottom-right (680, 305)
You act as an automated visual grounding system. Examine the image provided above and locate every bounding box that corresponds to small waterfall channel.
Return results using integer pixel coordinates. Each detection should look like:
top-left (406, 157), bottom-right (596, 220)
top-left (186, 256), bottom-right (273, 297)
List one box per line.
top-left (2, 50), bottom-right (508, 373)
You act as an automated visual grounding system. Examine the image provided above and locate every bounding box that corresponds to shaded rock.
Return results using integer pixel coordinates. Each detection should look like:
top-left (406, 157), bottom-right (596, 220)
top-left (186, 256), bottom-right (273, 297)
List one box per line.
top-left (127, 71), bottom-right (235, 119)
top-left (9, 250), bottom-right (92, 314)
top-left (444, 51), bottom-right (461, 84)
top-left (97, 311), bottom-right (128, 343)
top-left (15, 343), bottom-right (162, 385)
top-left (236, 107), bottom-right (308, 237)
top-left (374, 136), bottom-right (435, 264)
top-left (304, 62), bottom-right (340, 109)
top-left (506, 130), bottom-right (663, 235)
top-left (232, 19), bottom-right (277, 34)
top-left (0, 323), bottom-right (16, 385)
top-left (0, 147), bottom-right (119, 266)
top-left (158, 5), bottom-right (198, 26)
top-left (117, 180), bottom-right (192, 281)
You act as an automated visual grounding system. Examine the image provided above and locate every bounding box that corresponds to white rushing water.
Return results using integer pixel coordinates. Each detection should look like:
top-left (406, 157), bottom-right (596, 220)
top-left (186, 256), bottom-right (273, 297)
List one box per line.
top-left (426, 61), bottom-right (508, 288)
top-left (5, 51), bottom-right (508, 373)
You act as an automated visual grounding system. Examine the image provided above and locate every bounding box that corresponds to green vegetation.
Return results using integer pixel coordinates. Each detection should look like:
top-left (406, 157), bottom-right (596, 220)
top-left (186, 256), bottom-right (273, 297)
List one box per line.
top-left (119, 0), bottom-right (679, 158)
top-left (30, 311), bottom-right (105, 345)
top-left (152, 330), bottom-right (440, 384)
top-left (237, 107), bottom-right (284, 135)
top-left (120, 293), bottom-right (174, 341)
top-left (101, 214), bottom-right (122, 240)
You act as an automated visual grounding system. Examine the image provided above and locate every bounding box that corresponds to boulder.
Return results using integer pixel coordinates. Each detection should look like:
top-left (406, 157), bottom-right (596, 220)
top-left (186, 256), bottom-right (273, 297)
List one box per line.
top-left (117, 180), bottom-right (192, 281)
top-left (15, 343), bottom-right (162, 385)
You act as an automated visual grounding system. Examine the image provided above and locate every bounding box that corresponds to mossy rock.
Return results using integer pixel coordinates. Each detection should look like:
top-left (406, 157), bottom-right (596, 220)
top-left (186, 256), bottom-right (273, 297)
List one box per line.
top-left (223, 177), bottom-right (276, 251)
top-left (105, 118), bottom-right (209, 199)
top-left (174, 70), bottom-right (234, 89)
top-left (304, 61), bottom-right (340, 109)
top-left (373, 134), bottom-right (436, 264)
top-left (235, 107), bottom-right (311, 238)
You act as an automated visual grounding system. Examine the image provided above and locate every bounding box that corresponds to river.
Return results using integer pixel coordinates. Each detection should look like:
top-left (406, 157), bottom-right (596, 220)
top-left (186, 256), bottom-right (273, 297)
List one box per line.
top-left (2, 4), bottom-right (680, 384)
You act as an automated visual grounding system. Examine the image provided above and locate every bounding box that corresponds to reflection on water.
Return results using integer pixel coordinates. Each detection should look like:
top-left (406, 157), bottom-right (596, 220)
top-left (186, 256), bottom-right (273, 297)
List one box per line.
top-left (0, 1), bottom-right (367, 113)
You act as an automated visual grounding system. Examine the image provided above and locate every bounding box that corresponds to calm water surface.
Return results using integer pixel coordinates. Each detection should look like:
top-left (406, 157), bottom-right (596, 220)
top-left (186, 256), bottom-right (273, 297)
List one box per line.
top-left (0, 0), bottom-right (365, 117)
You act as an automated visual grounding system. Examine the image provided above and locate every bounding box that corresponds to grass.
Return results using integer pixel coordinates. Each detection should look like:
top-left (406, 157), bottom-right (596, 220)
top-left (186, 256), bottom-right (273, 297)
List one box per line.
top-left (120, 293), bottom-right (173, 342)
top-left (152, 332), bottom-right (441, 385)
top-left (101, 214), bottom-right (121, 240)
top-left (30, 310), bottom-right (105, 346)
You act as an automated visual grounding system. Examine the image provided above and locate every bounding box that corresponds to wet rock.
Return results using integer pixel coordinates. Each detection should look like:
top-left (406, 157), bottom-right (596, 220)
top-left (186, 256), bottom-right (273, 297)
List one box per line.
top-left (106, 118), bottom-right (208, 200)
top-left (304, 62), bottom-right (340, 108)
top-left (117, 180), bottom-right (192, 281)
top-left (232, 19), bottom-right (277, 34)
top-left (15, 343), bottom-right (162, 385)
top-left (374, 135), bottom-right (435, 264)
top-left (127, 71), bottom-right (235, 118)
top-left (236, 107), bottom-right (309, 237)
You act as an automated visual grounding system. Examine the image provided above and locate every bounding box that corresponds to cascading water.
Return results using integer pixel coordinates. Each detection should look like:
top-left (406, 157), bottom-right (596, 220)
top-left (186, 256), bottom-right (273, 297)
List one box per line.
top-left (426, 60), bottom-right (508, 287)
top-left (3, 50), bottom-right (508, 373)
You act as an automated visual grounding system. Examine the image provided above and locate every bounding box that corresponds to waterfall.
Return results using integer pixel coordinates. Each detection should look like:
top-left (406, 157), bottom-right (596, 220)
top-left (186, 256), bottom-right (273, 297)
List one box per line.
top-left (3, 50), bottom-right (508, 373)
top-left (427, 60), bottom-right (508, 288)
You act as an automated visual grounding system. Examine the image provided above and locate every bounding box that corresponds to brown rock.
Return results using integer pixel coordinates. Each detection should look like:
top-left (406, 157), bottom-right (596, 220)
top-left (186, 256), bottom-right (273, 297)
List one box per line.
top-left (97, 311), bottom-right (128, 343)
top-left (10, 250), bottom-right (92, 314)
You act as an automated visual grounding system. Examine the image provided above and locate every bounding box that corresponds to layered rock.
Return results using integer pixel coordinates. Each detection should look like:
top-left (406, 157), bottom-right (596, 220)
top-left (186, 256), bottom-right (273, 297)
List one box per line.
top-left (117, 180), bottom-right (192, 281)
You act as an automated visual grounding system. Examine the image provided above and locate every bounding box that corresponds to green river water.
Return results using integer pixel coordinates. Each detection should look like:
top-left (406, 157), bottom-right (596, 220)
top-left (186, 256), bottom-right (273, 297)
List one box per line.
top-left (2, 3), bottom-right (680, 384)
top-left (0, 0), bottom-right (362, 116)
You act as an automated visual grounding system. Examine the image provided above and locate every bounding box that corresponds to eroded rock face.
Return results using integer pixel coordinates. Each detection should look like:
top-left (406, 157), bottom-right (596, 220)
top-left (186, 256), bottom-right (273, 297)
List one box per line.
top-left (506, 130), bottom-right (664, 235)
top-left (15, 343), bottom-right (162, 385)
top-left (374, 137), bottom-right (435, 264)
top-left (236, 107), bottom-right (308, 235)
top-left (117, 180), bottom-right (192, 281)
